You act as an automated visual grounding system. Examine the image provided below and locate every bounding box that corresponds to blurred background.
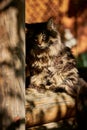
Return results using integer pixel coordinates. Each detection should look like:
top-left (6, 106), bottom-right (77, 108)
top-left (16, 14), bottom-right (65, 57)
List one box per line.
top-left (26, 0), bottom-right (87, 80)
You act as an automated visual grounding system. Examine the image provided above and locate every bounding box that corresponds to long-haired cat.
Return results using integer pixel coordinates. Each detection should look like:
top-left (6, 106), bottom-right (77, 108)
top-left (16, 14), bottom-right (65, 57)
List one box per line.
top-left (26, 18), bottom-right (79, 97)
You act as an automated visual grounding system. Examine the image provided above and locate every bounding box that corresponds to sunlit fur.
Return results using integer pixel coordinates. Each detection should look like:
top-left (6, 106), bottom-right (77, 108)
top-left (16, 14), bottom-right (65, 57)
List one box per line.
top-left (26, 19), bottom-right (79, 97)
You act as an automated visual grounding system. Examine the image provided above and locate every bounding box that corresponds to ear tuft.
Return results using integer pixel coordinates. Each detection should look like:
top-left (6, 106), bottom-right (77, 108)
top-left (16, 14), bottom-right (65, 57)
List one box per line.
top-left (47, 17), bottom-right (55, 30)
top-left (25, 23), bottom-right (30, 29)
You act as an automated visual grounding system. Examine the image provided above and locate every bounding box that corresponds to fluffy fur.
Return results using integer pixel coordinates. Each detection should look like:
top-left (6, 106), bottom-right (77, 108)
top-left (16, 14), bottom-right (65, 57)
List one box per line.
top-left (26, 18), bottom-right (79, 97)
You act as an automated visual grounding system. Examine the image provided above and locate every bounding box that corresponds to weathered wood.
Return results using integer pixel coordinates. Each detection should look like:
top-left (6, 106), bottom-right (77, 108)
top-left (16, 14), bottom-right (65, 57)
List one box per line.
top-left (27, 118), bottom-right (77, 130)
top-left (26, 88), bottom-right (76, 128)
top-left (0, 0), bottom-right (25, 130)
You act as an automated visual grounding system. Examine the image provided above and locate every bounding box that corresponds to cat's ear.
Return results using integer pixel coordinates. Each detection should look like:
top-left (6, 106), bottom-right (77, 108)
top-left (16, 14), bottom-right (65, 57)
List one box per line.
top-left (25, 23), bottom-right (34, 35)
top-left (25, 23), bottom-right (30, 29)
top-left (47, 17), bottom-right (55, 30)
top-left (25, 23), bottom-right (30, 33)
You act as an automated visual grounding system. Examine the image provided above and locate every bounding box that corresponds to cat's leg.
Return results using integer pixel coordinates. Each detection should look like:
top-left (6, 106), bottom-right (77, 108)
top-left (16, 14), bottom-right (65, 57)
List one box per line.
top-left (29, 73), bottom-right (48, 92)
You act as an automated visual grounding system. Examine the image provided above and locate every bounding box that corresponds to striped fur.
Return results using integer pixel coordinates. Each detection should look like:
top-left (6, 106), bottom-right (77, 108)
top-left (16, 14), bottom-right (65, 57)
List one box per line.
top-left (26, 19), bottom-right (79, 97)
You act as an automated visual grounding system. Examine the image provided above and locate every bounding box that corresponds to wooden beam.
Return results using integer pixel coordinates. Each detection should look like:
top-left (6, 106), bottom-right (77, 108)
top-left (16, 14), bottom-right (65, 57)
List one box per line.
top-left (26, 88), bottom-right (76, 127)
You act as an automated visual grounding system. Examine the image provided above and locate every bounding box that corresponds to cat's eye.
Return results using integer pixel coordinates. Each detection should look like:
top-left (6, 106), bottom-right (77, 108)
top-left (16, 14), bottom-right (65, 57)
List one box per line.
top-left (42, 33), bottom-right (46, 40)
top-left (34, 38), bottom-right (38, 42)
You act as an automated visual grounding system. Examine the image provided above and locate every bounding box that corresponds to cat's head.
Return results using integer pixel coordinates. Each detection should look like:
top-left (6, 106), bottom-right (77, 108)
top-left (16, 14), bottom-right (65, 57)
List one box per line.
top-left (26, 18), bottom-right (59, 50)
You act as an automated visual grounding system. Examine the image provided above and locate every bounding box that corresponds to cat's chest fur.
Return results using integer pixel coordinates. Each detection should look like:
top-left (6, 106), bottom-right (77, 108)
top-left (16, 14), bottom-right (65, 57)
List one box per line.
top-left (29, 46), bottom-right (74, 88)
top-left (29, 43), bottom-right (62, 75)
top-left (29, 38), bottom-right (63, 74)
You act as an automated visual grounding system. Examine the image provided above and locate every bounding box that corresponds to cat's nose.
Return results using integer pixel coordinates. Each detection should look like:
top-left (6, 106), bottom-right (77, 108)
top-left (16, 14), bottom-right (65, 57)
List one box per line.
top-left (38, 41), bottom-right (42, 45)
top-left (38, 37), bottom-right (42, 45)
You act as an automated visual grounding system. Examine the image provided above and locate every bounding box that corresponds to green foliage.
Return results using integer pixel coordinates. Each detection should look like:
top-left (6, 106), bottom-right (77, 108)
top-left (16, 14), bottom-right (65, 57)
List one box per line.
top-left (76, 52), bottom-right (87, 68)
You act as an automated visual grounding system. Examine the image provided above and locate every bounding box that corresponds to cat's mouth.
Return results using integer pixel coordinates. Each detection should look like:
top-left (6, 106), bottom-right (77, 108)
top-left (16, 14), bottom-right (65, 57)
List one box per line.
top-left (38, 44), bottom-right (48, 49)
top-left (34, 41), bottom-right (48, 49)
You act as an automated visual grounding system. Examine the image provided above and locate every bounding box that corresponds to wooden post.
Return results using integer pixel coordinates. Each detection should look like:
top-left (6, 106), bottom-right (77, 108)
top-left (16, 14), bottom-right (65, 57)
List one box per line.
top-left (0, 0), bottom-right (25, 130)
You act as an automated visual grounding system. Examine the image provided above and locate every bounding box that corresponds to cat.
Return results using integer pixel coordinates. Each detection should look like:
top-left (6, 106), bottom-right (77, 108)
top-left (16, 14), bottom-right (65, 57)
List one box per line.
top-left (26, 18), bottom-right (79, 97)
